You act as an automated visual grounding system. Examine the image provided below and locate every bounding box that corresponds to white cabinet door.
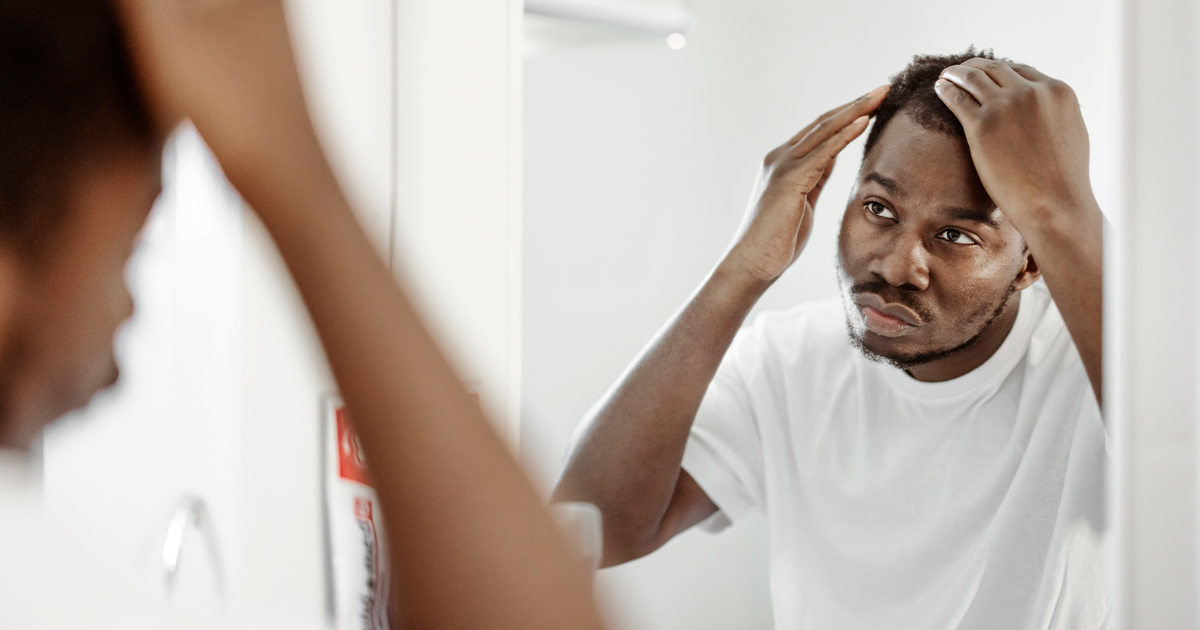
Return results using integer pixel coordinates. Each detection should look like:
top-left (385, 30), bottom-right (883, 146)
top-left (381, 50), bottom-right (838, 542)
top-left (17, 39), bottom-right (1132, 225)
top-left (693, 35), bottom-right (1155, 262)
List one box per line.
top-left (42, 0), bottom-right (522, 626)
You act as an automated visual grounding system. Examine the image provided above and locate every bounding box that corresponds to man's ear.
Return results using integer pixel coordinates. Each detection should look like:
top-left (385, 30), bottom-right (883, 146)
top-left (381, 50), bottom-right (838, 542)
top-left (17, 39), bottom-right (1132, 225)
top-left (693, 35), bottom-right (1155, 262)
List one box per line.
top-left (1014, 247), bottom-right (1041, 291)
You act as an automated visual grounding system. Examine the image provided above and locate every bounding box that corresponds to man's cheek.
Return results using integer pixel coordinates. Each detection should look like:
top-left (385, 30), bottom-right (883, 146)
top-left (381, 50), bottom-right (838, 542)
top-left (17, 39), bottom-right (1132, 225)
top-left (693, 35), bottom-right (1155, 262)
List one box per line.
top-left (837, 223), bottom-right (872, 275)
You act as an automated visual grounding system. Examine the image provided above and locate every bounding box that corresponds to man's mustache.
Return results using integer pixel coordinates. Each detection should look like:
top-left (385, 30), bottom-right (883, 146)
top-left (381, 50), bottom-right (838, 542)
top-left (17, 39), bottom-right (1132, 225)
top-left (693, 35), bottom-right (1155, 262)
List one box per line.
top-left (849, 279), bottom-right (935, 322)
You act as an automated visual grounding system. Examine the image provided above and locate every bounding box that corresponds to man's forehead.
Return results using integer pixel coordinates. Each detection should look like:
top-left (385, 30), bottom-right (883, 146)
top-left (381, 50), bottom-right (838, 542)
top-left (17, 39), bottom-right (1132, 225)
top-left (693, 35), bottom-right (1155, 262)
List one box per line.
top-left (857, 112), bottom-right (995, 218)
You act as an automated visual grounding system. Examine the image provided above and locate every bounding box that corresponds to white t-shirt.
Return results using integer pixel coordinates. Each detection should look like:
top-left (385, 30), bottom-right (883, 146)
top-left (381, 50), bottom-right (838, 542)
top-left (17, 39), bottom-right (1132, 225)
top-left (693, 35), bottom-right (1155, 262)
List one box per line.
top-left (681, 283), bottom-right (1109, 629)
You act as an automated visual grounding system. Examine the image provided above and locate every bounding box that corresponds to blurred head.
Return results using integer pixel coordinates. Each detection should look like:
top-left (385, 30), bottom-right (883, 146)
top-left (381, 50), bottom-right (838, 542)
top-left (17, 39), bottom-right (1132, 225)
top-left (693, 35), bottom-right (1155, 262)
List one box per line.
top-left (837, 50), bottom-right (1040, 376)
top-left (0, 0), bottom-right (162, 448)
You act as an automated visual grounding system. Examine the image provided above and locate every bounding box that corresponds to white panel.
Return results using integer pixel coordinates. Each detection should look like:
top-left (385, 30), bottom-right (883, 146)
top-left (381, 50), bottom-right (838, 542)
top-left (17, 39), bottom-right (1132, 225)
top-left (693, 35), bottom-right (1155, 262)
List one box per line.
top-left (1111, 0), bottom-right (1200, 626)
top-left (287, 0), bottom-right (395, 258)
top-left (392, 0), bottom-right (523, 442)
top-left (234, 0), bottom-right (396, 625)
top-left (236, 212), bottom-right (331, 629)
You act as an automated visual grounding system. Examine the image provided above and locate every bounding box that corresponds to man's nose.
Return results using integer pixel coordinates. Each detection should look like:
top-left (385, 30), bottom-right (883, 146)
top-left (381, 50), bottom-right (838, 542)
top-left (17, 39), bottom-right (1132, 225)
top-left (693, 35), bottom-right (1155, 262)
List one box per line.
top-left (867, 231), bottom-right (930, 291)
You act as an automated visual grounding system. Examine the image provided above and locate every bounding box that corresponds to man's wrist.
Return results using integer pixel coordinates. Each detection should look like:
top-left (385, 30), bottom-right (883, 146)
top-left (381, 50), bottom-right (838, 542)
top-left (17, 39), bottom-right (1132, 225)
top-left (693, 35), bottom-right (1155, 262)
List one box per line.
top-left (710, 254), bottom-right (774, 307)
top-left (1008, 192), bottom-right (1103, 262)
top-left (1005, 185), bottom-right (1100, 235)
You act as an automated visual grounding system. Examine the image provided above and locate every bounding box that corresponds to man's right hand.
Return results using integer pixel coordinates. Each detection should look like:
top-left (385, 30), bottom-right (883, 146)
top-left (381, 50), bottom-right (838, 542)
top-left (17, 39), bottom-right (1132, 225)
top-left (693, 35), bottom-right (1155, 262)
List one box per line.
top-left (724, 86), bottom-right (888, 286)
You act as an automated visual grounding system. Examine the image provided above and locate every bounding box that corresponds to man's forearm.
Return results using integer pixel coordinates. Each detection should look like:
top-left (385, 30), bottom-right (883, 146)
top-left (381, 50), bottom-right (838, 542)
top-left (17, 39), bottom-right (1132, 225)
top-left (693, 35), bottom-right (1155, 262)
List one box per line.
top-left (553, 259), bottom-right (769, 563)
top-left (1016, 199), bottom-right (1104, 403)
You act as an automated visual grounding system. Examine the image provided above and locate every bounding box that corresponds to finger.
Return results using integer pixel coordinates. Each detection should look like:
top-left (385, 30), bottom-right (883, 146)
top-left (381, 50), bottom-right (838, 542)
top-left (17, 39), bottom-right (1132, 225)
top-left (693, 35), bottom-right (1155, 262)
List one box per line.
top-left (783, 86), bottom-right (886, 148)
top-left (793, 115), bottom-right (869, 192)
top-left (808, 157), bottom-right (837, 207)
top-left (783, 104), bottom-right (846, 147)
top-left (934, 78), bottom-right (982, 122)
top-left (939, 64), bottom-right (1001, 104)
top-left (961, 57), bottom-right (1028, 88)
top-left (790, 85), bottom-right (888, 154)
top-left (1009, 62), bottom-right (1053, 83)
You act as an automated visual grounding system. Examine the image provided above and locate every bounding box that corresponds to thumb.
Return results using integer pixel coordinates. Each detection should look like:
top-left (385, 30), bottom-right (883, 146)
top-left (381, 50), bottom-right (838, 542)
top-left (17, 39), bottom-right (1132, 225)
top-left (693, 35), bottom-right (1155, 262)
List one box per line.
top-left (934, 78), bottom-right (981, 124)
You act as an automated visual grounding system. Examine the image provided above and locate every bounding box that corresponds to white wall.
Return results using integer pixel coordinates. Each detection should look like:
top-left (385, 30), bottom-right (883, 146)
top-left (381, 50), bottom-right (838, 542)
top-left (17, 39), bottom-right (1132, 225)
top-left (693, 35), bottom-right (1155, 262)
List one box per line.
top-left (521, 1), bottom-right (1109, 628)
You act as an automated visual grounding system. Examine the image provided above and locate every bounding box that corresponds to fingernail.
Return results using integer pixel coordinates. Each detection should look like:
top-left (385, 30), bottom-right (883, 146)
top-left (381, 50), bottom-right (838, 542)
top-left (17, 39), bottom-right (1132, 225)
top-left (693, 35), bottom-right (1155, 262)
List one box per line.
top-left (935, 78), bottom-right (948, 89)
top-left (869, 85), bottom-right (889, 98)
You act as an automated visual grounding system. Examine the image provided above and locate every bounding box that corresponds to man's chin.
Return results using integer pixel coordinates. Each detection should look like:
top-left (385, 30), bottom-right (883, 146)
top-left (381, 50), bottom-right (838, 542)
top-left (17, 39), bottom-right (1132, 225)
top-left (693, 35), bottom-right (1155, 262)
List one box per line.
top-left (854, 332), bottom-right (928, 370)
top-left (82, 363), bottom-right (120, 408)
top-left (60, 361), bottom-right (121, 417)
top-left (845, 321), bottom-right (956, 370)
top-left (849, 322), bottom-right (994, 372)
top-left (100, 362), bottom-right (120, 392)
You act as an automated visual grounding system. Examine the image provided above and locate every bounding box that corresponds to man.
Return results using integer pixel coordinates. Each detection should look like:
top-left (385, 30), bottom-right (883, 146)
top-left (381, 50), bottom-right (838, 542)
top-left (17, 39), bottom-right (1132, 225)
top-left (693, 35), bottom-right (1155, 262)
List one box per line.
top-left (555, 50), bottom-right (1106, 629)
top-left (0, 1), bottom-right (605, 628)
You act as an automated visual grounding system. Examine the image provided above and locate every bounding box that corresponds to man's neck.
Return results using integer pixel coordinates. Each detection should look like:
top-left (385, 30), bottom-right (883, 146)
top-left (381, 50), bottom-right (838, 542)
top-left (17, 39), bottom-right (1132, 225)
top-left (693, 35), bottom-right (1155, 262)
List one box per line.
top-left (906, 292), bottom-right (1022, 383)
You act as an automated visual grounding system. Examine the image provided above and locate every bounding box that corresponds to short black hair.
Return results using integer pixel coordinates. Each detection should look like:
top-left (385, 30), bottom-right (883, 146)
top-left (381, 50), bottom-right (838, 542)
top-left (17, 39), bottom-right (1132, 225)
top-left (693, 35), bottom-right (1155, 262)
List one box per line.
top-left (0, 0), bottom-right (153, 252)
top-left (863, 47), bottom-right (1002, 158)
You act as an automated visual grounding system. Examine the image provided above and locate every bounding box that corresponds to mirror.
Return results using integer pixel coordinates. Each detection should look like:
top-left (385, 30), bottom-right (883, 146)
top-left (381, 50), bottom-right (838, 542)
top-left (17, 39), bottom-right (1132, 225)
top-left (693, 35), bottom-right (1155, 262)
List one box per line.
top-left (520, 1), bottom-right (1114, 628)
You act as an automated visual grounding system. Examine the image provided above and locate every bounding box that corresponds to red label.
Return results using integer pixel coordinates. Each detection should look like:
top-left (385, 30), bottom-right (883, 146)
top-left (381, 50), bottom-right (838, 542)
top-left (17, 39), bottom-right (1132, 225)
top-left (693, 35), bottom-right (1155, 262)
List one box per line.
top-left (337, 407), bottom-right (373, 486)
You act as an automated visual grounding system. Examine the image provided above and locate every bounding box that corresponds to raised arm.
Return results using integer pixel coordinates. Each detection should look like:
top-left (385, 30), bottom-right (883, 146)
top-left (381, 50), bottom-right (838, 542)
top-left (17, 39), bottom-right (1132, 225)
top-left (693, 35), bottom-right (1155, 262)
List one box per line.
top-left (935, 59), bottom-right (1103, 404)
top-left (116, 1), bottom-right (603, 628)
top-left (553, 88), bottom-right (888, 566)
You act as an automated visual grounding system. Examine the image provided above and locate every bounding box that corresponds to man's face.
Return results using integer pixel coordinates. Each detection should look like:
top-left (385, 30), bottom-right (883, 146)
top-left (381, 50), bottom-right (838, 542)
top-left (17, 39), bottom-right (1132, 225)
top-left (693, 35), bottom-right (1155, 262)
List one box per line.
top-left (837, 111), bottom-right (1036, 371)
top-left (0, 144), bottom-right (161, 448)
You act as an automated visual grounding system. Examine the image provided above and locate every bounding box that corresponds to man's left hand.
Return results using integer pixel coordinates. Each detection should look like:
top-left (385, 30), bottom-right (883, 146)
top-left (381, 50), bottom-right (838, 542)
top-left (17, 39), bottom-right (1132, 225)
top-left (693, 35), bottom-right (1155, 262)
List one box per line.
top-left (936, 57), bottom-right (1104, 406)
top-left (934, 58), bottom-right (1099, 231)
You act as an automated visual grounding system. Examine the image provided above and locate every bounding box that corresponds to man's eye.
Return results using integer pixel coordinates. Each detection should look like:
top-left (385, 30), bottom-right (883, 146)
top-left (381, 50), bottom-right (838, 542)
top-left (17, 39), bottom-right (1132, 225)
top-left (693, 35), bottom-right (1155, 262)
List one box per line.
top-left (864, 201), bottom-right (896, 220)
top-left (937, 228), bottom-right (975, 245)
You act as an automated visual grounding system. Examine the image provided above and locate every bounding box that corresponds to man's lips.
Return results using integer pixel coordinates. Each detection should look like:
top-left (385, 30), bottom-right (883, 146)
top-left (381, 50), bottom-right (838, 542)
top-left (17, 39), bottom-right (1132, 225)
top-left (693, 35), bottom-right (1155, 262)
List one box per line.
top-left (854, 293), bottom-right (923, 338)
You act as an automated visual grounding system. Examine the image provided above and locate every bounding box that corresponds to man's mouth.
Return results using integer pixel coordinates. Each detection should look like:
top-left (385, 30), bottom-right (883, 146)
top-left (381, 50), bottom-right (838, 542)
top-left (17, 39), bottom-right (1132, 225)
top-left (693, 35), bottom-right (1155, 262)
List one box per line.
top-left (854, 293), bottom-right (923, 338)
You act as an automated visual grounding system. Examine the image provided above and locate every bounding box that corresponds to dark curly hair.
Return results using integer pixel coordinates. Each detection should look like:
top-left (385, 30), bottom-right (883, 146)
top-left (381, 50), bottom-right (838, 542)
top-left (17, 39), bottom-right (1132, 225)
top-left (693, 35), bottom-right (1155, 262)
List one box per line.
top-left (0, 0), bottom-right (153, 254)
top-left (863, 47), bottom-right (1004, 158)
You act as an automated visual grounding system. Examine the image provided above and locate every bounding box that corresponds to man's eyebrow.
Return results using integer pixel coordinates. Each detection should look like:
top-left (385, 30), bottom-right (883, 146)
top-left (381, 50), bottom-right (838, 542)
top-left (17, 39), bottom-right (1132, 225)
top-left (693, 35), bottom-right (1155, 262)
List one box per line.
top-left (863, 172), bottom-right (900, 194)
top-left (945, 206), bottom-right (1001, 228)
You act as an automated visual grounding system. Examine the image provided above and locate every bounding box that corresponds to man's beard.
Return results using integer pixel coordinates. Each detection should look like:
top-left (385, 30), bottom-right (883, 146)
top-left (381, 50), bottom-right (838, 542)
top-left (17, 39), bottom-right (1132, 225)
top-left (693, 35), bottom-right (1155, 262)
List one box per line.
top-left (836, 261), bottom-right (1018, 371)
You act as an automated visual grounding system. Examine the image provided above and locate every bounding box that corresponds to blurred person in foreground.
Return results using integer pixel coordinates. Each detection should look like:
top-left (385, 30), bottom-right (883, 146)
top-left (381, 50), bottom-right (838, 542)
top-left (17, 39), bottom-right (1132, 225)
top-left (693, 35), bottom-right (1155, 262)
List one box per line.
top-left (556, 49), bottom-right (1106, 629)
top-left (0, 1), bottom-right (605, 628)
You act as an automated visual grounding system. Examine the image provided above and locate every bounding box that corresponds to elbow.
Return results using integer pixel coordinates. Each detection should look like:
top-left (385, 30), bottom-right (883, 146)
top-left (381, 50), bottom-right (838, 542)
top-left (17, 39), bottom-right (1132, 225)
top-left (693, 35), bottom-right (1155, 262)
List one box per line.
top-left (596, 503), bottom-right (680, 567)
top-left (548, 491), bottom-right (669, 568)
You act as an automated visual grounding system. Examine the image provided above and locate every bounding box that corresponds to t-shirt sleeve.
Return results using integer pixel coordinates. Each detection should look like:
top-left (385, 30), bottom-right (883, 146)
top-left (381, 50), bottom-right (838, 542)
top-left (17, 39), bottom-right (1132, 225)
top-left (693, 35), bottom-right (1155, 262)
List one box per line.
top-left (681, 326), bottom-right (767, 533)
